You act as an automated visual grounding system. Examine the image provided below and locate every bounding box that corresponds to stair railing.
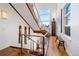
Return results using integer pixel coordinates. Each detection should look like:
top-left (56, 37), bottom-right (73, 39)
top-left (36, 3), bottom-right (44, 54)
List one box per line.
top-left (26, 35), bottom-right (45, 56)
top-left (18, 25), bottom-right (45, 56)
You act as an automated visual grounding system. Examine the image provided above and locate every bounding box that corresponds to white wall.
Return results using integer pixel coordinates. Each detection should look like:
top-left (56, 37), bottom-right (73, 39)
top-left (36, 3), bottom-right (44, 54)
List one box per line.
top-left (70, 3), bottom-right (79, 56)
top-left (0, 3), bottom-right (41, 50)
top-left (56, 3), bottom-right (79, 56)
top-left (56, 3), bottom-right (72, 55)
top-left (0, 3), bottom-right (28, 49)
top-left (50, 4), bottom-right (57, 34)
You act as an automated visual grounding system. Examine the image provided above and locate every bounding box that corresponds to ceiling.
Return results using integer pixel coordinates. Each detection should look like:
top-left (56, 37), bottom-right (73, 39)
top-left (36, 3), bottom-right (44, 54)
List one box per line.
top-left (10, 3), bottom-right (57, 32)
top-left (10, 3), bottom-right (40, 31)
top-left (35, 3), bottom-right (57, 9)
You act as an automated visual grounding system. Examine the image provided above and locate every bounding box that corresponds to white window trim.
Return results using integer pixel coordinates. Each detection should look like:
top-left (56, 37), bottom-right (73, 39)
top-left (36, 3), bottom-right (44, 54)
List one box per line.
top-left (62, 3), bottom-right (71, 37)
top-left (64, 12), bottom-right (71, 17)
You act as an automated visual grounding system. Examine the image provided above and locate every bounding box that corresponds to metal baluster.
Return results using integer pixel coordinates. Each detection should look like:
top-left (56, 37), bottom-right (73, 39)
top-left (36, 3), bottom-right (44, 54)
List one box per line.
top-left (24, 26), bottom-right (27, 44)
top-left (21, 35), bottom-right (23, 54)
top-left (37, 40), bottom-right (39, 52)
top-left (33, 41), bottom-right (34, 51)
top-left (43, 37), bottom-right (45, 56)
top-left (18, 25), bottom-right (22, 43)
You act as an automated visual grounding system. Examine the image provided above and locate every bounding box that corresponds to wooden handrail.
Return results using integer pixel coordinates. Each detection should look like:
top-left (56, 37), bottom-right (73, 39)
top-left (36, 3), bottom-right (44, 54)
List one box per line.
top-left (27, 34), bottom-right (44, 37)
top-left (21, 34), bottom-right (44, 37)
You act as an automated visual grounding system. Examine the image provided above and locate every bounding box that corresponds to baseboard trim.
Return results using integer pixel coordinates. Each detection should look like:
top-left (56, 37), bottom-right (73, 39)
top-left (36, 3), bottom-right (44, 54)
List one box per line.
top-left (66, 49), bottom-right (72, 56)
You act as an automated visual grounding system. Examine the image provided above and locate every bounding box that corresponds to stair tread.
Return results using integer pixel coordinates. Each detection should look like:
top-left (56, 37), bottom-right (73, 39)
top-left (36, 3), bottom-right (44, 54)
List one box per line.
top-left (0, 46), bottom-right (43, 56)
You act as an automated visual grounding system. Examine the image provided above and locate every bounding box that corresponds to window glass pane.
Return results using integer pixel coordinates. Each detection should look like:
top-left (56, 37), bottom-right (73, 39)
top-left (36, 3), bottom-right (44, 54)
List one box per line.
top-left (65, 27), bottom-right (71, 36)
top-left (42, 22), bottom-right (49, 26)
top-left (65, 3), bottom-right (71, 36)
top-left (39, 8), bottom-right (49, 15)
top-left (66, 3), bottom-right (71, 13)
top-left (40, 15), bottom-right (49, 21)
top-left (66, 14), bottom-right (71, 25)
top-left (66, 14), bottom-right (71, 26)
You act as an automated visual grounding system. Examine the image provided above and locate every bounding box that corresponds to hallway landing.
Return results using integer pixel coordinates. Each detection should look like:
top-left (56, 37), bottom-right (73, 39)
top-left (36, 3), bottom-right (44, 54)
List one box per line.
top-left (47, 36), bottom-right (68, 56)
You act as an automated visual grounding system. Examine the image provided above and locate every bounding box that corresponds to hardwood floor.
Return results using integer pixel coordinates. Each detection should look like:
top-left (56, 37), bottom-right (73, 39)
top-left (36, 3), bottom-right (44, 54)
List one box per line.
top-left (47, 36), bottom-right (68, 56)
top-left (0, 46), bottom-right (43, 56)
top-left (0, 36), bottom-right (68, 56)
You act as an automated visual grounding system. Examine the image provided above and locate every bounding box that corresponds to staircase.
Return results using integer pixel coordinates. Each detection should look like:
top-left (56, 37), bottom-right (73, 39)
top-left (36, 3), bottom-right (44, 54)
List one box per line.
top-left (34, 30), bottom-right (47, 35)
top-left (0, 46), bottom-right (43, 56)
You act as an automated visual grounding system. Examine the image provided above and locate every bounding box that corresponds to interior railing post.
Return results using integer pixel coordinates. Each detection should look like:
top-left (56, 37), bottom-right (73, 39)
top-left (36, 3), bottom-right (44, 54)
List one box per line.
top-left (43, 37), bottom-right (45, 56)
top-left (33, 42), bottom-right (34, 51)
top-left (21, 36), bottom-right (23, 54)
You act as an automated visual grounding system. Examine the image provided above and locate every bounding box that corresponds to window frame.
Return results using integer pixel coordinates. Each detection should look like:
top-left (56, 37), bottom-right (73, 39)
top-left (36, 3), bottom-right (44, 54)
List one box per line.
top-left (63, 3), bottom-right (71, 37)
top-left (39, 8), bottom-right (50, 27)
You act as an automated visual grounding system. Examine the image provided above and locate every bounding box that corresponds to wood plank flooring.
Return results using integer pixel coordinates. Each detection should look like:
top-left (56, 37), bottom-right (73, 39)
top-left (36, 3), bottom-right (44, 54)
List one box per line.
top-left (0, 46), bottom-right (43, 56)
top-left (47, 36), bottom-right (68, 56)
top-left (0, 36), bottom-right (68, 56)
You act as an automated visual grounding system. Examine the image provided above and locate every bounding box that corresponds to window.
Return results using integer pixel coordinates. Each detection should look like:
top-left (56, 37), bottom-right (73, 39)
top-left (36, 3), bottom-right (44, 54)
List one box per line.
top-left (65, 3), bottom-right (71, 26)
top-left (64, 3), bottom-right (71, 36)
top-left (39, 8), bottom-right (49, 15)
top-left (39, 8), bottom-right (50, 27)
top-left (66, 3), bottom-right (71, 13)
top-left (40, 15), bottom-right (49, 21)
top-left (66, 14), bottom-right (71, 26)
top-left (42, 22), bottom-right (49, 26)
